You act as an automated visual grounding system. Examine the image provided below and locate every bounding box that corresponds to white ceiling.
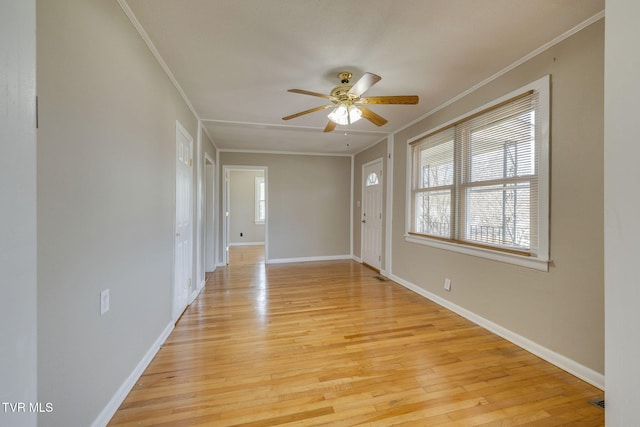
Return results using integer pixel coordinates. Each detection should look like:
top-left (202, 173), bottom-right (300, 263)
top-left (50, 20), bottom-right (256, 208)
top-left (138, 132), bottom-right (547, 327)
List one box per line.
top-left (123, 0), bottom-right (604, 155)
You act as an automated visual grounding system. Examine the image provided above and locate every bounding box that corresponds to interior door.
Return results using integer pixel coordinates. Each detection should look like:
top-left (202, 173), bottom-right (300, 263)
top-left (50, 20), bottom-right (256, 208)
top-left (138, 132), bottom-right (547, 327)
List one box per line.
top-left (362, 160), bottom-right (383, 269)
top-left (174, 122), bottom-right (193, 321)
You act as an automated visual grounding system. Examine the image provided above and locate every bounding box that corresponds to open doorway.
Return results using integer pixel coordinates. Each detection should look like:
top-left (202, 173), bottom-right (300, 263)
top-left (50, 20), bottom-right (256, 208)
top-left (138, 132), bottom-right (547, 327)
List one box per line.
top-left (204, 153), bottom-right (216, 274)
top-left (223, 166), bottom-right (268, 265)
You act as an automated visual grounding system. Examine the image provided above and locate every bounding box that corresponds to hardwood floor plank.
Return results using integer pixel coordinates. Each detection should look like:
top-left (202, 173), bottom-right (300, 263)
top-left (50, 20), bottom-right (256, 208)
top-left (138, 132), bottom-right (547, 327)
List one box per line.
top-left (108, 246), bottom-right (603, 426)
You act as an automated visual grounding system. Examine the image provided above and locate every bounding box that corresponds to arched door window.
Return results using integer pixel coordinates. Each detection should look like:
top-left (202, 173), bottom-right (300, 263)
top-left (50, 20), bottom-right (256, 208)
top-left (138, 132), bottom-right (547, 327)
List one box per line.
top-left (366, 172), bottom-right (379, 186)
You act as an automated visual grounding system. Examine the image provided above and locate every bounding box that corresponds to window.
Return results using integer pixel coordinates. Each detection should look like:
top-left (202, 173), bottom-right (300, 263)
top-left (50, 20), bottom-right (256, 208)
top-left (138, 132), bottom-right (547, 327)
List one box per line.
top-left (366, 172), bottom-right (379, 186)
top-left (407, 76), bottom-right (549, 270)
top-left (255, 176), bottom-right (265, 224)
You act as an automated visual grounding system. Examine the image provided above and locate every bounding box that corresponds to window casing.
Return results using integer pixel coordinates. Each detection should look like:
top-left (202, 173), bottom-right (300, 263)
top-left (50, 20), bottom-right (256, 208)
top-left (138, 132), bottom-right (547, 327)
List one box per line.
top-left (406, 76), bottom-right (549, 270)
top-left (255, 176), bottom-right (265, 224)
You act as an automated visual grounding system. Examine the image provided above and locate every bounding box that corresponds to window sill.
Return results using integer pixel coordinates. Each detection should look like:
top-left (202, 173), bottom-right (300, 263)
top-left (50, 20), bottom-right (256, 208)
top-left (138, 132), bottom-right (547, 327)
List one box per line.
top-left (404, 233), bottom-right (549, 271)
top-left (255, 221), bottom-right (265, 225)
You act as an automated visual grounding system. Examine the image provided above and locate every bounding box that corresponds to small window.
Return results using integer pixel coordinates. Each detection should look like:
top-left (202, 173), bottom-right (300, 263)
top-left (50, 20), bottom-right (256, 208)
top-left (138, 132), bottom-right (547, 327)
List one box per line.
top-left (366, 172), bottom-right (379, 186)
top-left (407, 76), bottom-right (549, 270)
top-left (255, 176), bottom-right (265, 224)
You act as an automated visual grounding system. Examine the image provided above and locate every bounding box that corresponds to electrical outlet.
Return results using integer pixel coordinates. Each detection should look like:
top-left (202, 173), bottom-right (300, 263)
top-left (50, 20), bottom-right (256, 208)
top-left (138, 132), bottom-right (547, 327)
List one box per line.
top-left (444, 278), bottom-right (452, 291)
top-left (100, 289), bottom-right (110, 315)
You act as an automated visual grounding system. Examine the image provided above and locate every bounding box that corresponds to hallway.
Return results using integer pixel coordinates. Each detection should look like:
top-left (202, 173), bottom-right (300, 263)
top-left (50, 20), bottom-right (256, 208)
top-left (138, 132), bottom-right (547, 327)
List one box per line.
top-left (109, 246), bottom-right (603, 426)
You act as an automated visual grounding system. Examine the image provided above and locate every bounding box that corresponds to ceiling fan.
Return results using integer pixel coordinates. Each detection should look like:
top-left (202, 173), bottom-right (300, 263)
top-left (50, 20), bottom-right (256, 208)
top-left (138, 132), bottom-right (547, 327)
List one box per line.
top-left (282, 71), bottom-right (419, 132)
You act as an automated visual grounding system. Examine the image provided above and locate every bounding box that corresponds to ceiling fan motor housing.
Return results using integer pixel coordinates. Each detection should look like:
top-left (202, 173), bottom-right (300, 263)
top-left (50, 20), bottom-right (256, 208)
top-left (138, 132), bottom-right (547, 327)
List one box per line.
top-left (330, 85), bottom-right (357, 103)
top-left (338, 71), bottom-right (352, 84)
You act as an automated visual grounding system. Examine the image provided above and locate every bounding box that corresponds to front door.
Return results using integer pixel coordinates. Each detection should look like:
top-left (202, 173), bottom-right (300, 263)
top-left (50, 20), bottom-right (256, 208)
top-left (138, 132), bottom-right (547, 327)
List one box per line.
top-left (362, 160), bottom-right (383, 270)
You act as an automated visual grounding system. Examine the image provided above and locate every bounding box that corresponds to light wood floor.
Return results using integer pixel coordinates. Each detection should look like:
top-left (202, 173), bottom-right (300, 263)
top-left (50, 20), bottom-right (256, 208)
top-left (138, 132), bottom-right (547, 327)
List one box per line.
top-left (109, 246), bottom-right (604, 426)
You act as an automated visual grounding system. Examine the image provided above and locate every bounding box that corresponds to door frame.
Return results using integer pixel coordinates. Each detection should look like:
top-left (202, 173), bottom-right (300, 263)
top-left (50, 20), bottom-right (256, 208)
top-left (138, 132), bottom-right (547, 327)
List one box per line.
top-left (361, 157), bottom-right (384, 270)
top-left (203, 152), bottom-right (216, 273)
top-left (222, 165), bottom-right (268, 265)
top-left (173, 120), bottom-right (194, 322)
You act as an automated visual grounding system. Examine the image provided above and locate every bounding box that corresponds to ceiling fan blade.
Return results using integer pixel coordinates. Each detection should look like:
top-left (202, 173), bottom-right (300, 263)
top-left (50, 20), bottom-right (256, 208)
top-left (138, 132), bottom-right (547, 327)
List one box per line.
top-left (324, 120), bottom-right (336, 133)
top-left (287, 89), bottom-right (334, 100)
top-left (282, 104), bottom-right (333, 121)
top-left (358, 95), bottom-right (419, 105)
top-left (358, 106), bottom-right (388, 127)
top-left (348, 72), bottom-right (381, 97)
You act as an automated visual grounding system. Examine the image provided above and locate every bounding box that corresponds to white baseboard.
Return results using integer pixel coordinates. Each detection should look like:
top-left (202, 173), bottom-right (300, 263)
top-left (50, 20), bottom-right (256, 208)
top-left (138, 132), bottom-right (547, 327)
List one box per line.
top-left (188, 280), bottom-right (206, 305)
top-left (228, 242), bottom-right (264, 246)
top-left (383, 272), bottom-right (605, 391)
top-left (267, 254), bottom-right (352, 264)
top-left (352, 255), bottom-right (362, 263)
top-left (91, 321), bottom-right (174, 427)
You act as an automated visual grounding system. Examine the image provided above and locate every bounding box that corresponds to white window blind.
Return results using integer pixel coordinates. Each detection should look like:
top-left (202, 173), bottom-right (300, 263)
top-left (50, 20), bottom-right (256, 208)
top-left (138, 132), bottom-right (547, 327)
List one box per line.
top-left (409, 78), bottom-right (548, 264)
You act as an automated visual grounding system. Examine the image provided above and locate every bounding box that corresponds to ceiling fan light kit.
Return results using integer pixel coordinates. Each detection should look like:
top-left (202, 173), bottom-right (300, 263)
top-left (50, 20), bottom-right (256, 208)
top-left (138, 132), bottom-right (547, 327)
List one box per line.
top-left (327, 103), bottom-right (362, 125)
top-left (283, 71), bottom-right (419, 132)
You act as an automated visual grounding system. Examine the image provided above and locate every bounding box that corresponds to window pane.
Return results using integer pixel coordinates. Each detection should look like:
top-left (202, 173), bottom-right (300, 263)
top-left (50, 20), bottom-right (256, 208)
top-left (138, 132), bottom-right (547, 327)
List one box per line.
top-left (469, 110), bottom-right (535, 182)
top-left (415, 190), bottom-right (451, 238)
top-left (255, 177), bottom-right (265, 223)
top-left (366, 172), bottom-right (379, 186)
top-left (465, 182), bottom-right (530, 249)
top-left (416, 128), bottom-right (454, 189)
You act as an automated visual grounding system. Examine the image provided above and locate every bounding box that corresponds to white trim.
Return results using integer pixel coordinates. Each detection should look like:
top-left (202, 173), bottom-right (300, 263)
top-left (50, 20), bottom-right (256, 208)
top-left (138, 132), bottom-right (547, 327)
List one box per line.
top-left (266, 254), bottom-right (351, 264)
top-left (384, 272), bottom-right (604, 390)
top-left (350, 155), bottom-right (354, 258)
top-left (352, 255), bottom-right (363, 263)
top-left (117, 1), bottom-right (199, 121)
top-left (254, 176), bottom-right (265, 224)
top-left (203, 152), bottom-right (217, 273)
top-left (215, 149), bottom-right (221, 266)
top-left (202, 118), bottom-right (389, 135)
top-left (218, 148), bottom-right (353, 157)
top-left (405, 76), bottom-right (551, 270)
top-left (91, 322), bottom-right (174, 427)
top-left (395, 11), bottom-right (604, 135)
top-left (195, 122), bottom-right (204, 296)
top-left (189, 279), bottom-right (206, 305)
top-left (385, 135), bottom-right (394, 275)
top-left (405, 234), bottom-right (549, 271)
top-left (229, 242), bottom-right (265, 247)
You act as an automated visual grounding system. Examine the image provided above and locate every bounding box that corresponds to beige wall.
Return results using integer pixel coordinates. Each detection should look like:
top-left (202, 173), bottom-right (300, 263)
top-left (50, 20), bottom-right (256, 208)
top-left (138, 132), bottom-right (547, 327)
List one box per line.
top-left (37, 0), bottom-right (199, 425)
top-left (0, 1), bottom-right (37, 426)
top-left (219, 152), bottom-right (351, 261)
top-left (390, 20), bottom-right (604, 374)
